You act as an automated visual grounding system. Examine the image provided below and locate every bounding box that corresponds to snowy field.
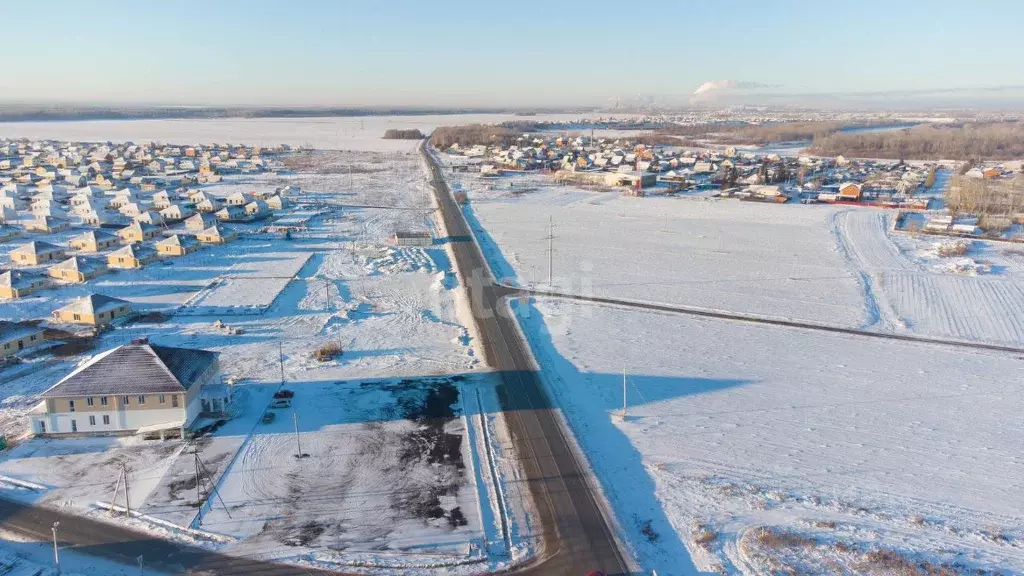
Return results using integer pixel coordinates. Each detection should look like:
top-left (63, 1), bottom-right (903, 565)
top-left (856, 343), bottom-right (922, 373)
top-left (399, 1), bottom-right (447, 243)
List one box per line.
top-left (0, 141), bottom-right (529, 572)
top-left (515, 297), bottom-right (1024, 575)
top-left (0, 112), bottom-right (633, 151)
top-left (450, 166), bottom-right (1024, 347)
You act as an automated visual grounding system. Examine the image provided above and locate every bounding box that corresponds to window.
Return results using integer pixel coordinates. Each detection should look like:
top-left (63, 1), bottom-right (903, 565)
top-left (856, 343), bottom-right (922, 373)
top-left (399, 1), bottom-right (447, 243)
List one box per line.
top-left (171, 395), bottom-right (179, 408)
top-left (3, 344), bottom-right (8, 350)
top-left (30, 335), bottom-right (36, 341)
top-left (68, 399), bottom-right (75, 412)
top-left (38, 421), bottom-right (45, 433)
top-left (158, 394), bottom-right (166, 404)
top-left (122, 396), bottom-right (130, 405)
top-left (73, 313), bottom-right (81, 321)
top-left (86, 397), bottom-right (94, 406)
top-left (89, 415), bottom-right (96, 426)
top-left (137, 395), bottom-right (145, 405)
top-left (100, 396), bottom-right (108, 406)
top-left (102, 415), bottom-right (110, 425)
top-left (71, 419), bottom-right (77, 432)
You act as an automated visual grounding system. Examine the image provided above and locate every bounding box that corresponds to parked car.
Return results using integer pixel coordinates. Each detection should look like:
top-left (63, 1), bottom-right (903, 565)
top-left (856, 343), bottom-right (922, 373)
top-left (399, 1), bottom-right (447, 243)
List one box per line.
top-left (261, 411), bottom-right (275, 424)
top-left (273, 389), bottom-right (294, 399)
top-left (270, 398), bottom-right (291, 409)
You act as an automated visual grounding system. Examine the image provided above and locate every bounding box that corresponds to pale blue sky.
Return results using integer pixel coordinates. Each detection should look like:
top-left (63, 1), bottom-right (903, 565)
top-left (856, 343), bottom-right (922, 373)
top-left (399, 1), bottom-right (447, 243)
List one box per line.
top-left (1, 0), bottom-right (1021, 107)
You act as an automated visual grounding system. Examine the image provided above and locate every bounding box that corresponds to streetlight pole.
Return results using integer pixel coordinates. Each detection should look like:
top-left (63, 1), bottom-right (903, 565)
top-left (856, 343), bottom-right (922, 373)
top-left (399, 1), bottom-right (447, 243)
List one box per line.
top-left (51, 521), bottom-right (60, 573)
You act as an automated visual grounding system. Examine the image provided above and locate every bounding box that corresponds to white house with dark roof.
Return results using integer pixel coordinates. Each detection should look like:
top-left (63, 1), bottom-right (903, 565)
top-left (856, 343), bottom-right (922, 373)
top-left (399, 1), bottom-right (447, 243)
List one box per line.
top-left (29, 340), bottom-right (226, 438)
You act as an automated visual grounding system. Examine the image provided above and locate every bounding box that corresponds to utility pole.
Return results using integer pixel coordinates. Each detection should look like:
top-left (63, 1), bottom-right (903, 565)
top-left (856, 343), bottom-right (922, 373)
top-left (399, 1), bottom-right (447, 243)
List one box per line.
top-left (51, 522), bottom-right (60, 573)
top-left (547, 215), bottom-right (554, 287)
top-left (618, 366), bottom-right (626, 416)
top-left (278, 341), bottom-right (285, 385)
top-left (193, 451), bottom-right (203, 521)
top-left (121, 462), bottom-right (131, 517)
top-left (293, 411), bottom-right (304, 457)
top-left (137, 555), bottom-right (145, 576)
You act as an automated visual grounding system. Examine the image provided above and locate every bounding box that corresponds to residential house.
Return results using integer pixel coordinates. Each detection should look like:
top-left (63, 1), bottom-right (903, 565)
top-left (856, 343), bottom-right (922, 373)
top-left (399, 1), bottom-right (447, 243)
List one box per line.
top-left (80, 209), bottom-right (122, 227)
top-left (837, 182), bottom-right (863, 201)
top-left (155, 234), bottom-right (201, 256)
top-left (215, 205), bottom-right (246, 221)
top-left (70, 196), bottom-right (109, 217)
top-left (48, 256), bottom-right (108, 283)
top-left (108, 190), bottom-right (140, 210)
top-left (226, 191), bottom-right (254, 206)
top-left (28, 340), bottom-right (226, 438)
top-left (151, 190), bottom-right (173, 209)
top-left (134, 210), bottom-right (164, 226)
top-left (10, 241), bottom-right (65, 265)
top-left (29, 200), bottom-right (67, 219)
top-left (117, 221), bottom-right (158, 244)
top-left (118, 202), bottom-right (145, 218)
top-left (265, 194), bottom-right (288, 210)
top-left (0, 224), bottom-right (21, 243)
top-left (0, 321), bottom-right (45, 358)
top-left (194, 196), bottom-right (221, 213)
top-left (159, 203), bottom-right (194, 222)
top-left (196, 225), bottom-right (236, 244)
top-left (243, 200), bottom-right (268, 217)
top-left (184, 212), bottom-right (217, 232)
top-left (69, 230), bottom-right (119, 253)
top-left (107, 244), bottom-right (157, 269)
top-left (0, 269), bottom-right (47, 299)
top-left (52, 293), bottom-right (131, 326)
top-left (26, 216), bottom-right (70, 234)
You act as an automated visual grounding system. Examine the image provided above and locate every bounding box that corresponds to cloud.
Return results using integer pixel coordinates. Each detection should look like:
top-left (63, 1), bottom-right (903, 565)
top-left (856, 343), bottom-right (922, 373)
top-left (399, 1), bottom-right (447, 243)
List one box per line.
top-left (691, 80), bottom-right (782, 96)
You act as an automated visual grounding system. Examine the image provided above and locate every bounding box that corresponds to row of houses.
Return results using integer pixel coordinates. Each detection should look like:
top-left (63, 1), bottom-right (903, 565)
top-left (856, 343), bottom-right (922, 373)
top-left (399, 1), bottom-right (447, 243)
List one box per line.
top-left (1, 224), bottom-right (236, 296)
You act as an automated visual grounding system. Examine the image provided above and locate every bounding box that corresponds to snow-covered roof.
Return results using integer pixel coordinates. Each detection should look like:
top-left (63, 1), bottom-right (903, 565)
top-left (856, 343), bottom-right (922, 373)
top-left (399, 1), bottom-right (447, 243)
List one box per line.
top-left (0, 320), bottom-right (42, 342)
top-left (50, 256), bottom-right (105, 273)
top-left (11, 241), bottom-right (63, 256)
top-left (56, 293), bottom-right (128, 316)
top-left (40, 342), bottom-right (218, 398)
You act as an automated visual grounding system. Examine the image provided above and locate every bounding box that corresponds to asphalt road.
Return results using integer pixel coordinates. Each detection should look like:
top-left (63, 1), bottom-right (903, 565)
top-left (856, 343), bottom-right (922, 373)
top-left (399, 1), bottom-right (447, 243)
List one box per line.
top-left (423, 144), bottom-right (632, 576)
top-left (0, 496), bottom-right (335, 575)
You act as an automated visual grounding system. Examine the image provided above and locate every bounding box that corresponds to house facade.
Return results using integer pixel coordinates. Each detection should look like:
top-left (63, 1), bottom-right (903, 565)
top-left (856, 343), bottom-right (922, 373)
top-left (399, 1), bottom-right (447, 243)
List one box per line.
top-left (48, 256), bottom-right (108, 284)
top-left (52, 294), bottom-right (130, 326)
top-left (29, 340), bottom-right (224, 438)
top-left (107, 244), bottom-right (157, 269)
top-left (10, 241), bottom-right (65, 266)
top-left (0, 321), bottom-right (45, 358)
top-left (0, 269), bottom-right (47, 299)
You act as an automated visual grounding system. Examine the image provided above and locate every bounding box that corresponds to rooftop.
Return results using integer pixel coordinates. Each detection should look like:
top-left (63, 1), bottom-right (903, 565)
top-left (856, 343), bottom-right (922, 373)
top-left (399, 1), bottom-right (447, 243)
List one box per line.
top-left (41, 342), bottom-right (218, 398)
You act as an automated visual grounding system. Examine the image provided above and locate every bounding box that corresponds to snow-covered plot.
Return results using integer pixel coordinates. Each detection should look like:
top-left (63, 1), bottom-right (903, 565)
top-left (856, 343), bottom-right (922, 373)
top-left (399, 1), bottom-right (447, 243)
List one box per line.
top-left (458, 174), bottom-right (868, 326)
top-left (514, 297), bottom-right (1024, 575)
top-left (833, 209), bottom-right (1024, 345)
top-left (451, 165), bottom-right (1024, 346)
top-left (180, 250), bottom-right (313, 314)
top-left (200, 377), bottom-right (486, 568)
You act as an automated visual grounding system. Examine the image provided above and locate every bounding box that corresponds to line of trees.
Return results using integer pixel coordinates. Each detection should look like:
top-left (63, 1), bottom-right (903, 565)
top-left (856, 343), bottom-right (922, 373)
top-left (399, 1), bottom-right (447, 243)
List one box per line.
top-left (945, 174), bottom-right (1024, 217)
top-left (810, 122), bottom-right (1024, 160)
top-left (382, 128), bottom-right (425, 140)
top-left (429, 124), bottom-right (527, 150)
